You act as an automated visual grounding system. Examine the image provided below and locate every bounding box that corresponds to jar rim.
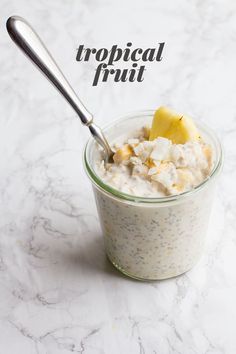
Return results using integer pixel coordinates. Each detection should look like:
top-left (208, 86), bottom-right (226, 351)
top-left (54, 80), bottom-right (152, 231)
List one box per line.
top-left (83, 110), bottom-right (223, 205)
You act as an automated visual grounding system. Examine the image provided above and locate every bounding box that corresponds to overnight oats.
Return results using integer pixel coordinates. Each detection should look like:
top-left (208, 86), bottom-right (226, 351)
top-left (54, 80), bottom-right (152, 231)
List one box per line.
top-left (84, 107), bottom-right (222, 280)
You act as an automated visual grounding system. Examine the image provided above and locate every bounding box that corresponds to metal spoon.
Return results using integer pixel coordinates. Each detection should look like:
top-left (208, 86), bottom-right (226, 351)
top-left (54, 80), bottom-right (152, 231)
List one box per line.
top-left (6, 16), bottom-right (114, 162)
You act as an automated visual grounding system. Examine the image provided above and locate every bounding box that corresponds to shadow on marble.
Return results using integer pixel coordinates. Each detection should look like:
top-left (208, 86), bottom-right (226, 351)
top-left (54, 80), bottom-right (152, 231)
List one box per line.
top-left (56, 233), bottom-right (139, 282)
top-left (56, 233), bottom-right (178, 284)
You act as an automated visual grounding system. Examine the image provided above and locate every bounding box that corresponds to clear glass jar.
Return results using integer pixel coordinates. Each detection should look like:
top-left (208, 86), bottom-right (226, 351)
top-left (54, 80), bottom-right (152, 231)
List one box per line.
top-left (83, 111), bottom-right (223, 280)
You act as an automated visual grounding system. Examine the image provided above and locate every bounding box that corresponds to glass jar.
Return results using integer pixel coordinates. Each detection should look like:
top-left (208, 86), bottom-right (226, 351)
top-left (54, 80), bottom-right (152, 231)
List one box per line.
top-left (84, 111), bottom-right (223, 280)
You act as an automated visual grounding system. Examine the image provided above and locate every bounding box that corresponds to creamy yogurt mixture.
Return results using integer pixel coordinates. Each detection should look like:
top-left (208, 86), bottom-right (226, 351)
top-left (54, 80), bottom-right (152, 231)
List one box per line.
top-left (90, 107), bottom-right (220, 279)
top-left (96, 126), bottom-right (212, 197)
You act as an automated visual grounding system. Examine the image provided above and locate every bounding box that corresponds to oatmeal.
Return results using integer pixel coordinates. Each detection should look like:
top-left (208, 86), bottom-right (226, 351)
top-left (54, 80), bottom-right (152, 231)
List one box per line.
top-left (84, 108), bottom-right (222, 280)
top-left (96, 128), bottom-right (212, 197)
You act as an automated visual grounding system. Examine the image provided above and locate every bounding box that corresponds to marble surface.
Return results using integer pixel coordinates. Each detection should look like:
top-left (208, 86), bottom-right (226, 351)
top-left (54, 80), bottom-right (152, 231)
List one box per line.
top-left (0, 0), bottom-right (235, 353)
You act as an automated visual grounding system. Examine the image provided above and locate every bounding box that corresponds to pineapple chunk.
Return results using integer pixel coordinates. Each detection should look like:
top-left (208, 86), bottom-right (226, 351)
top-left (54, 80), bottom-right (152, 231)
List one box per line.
top-left (113, 144), bottom-right (133, 164)
top-left (143, 126), bottom-right (151, 139)
top-left (203, 145), bottom-right (212, 165)
top-left (145, 157), bottom-right (156, 168)
top-left (149, 106), bottom-right (200, 144)
top-left (176, 168), bottom-right (194, 191)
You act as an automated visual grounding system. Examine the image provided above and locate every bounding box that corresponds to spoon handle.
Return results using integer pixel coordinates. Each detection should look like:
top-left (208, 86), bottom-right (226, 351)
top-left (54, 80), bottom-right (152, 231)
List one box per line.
top-left (6, 16), bottom-right (93, 126)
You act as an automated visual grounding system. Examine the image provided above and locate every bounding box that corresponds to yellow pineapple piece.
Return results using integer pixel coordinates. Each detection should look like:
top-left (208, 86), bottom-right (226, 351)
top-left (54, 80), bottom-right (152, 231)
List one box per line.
top-left (145, 157), bottom-right (156, 168)
top-left (113, 144), bottom-right (133, 164)
top-left (149, 106), bottom-right (200, 144)
top-left (175, 169), bottom-right (194, 191)
top-left (203, 145), bottom-right (212, 165)
top-left (143, 126), bottom-right (151, 139)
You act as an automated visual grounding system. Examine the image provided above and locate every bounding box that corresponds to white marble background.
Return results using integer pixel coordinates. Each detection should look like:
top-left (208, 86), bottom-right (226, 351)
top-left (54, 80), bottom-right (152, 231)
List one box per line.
top-left (0, 0), bottom-right (235, 353)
